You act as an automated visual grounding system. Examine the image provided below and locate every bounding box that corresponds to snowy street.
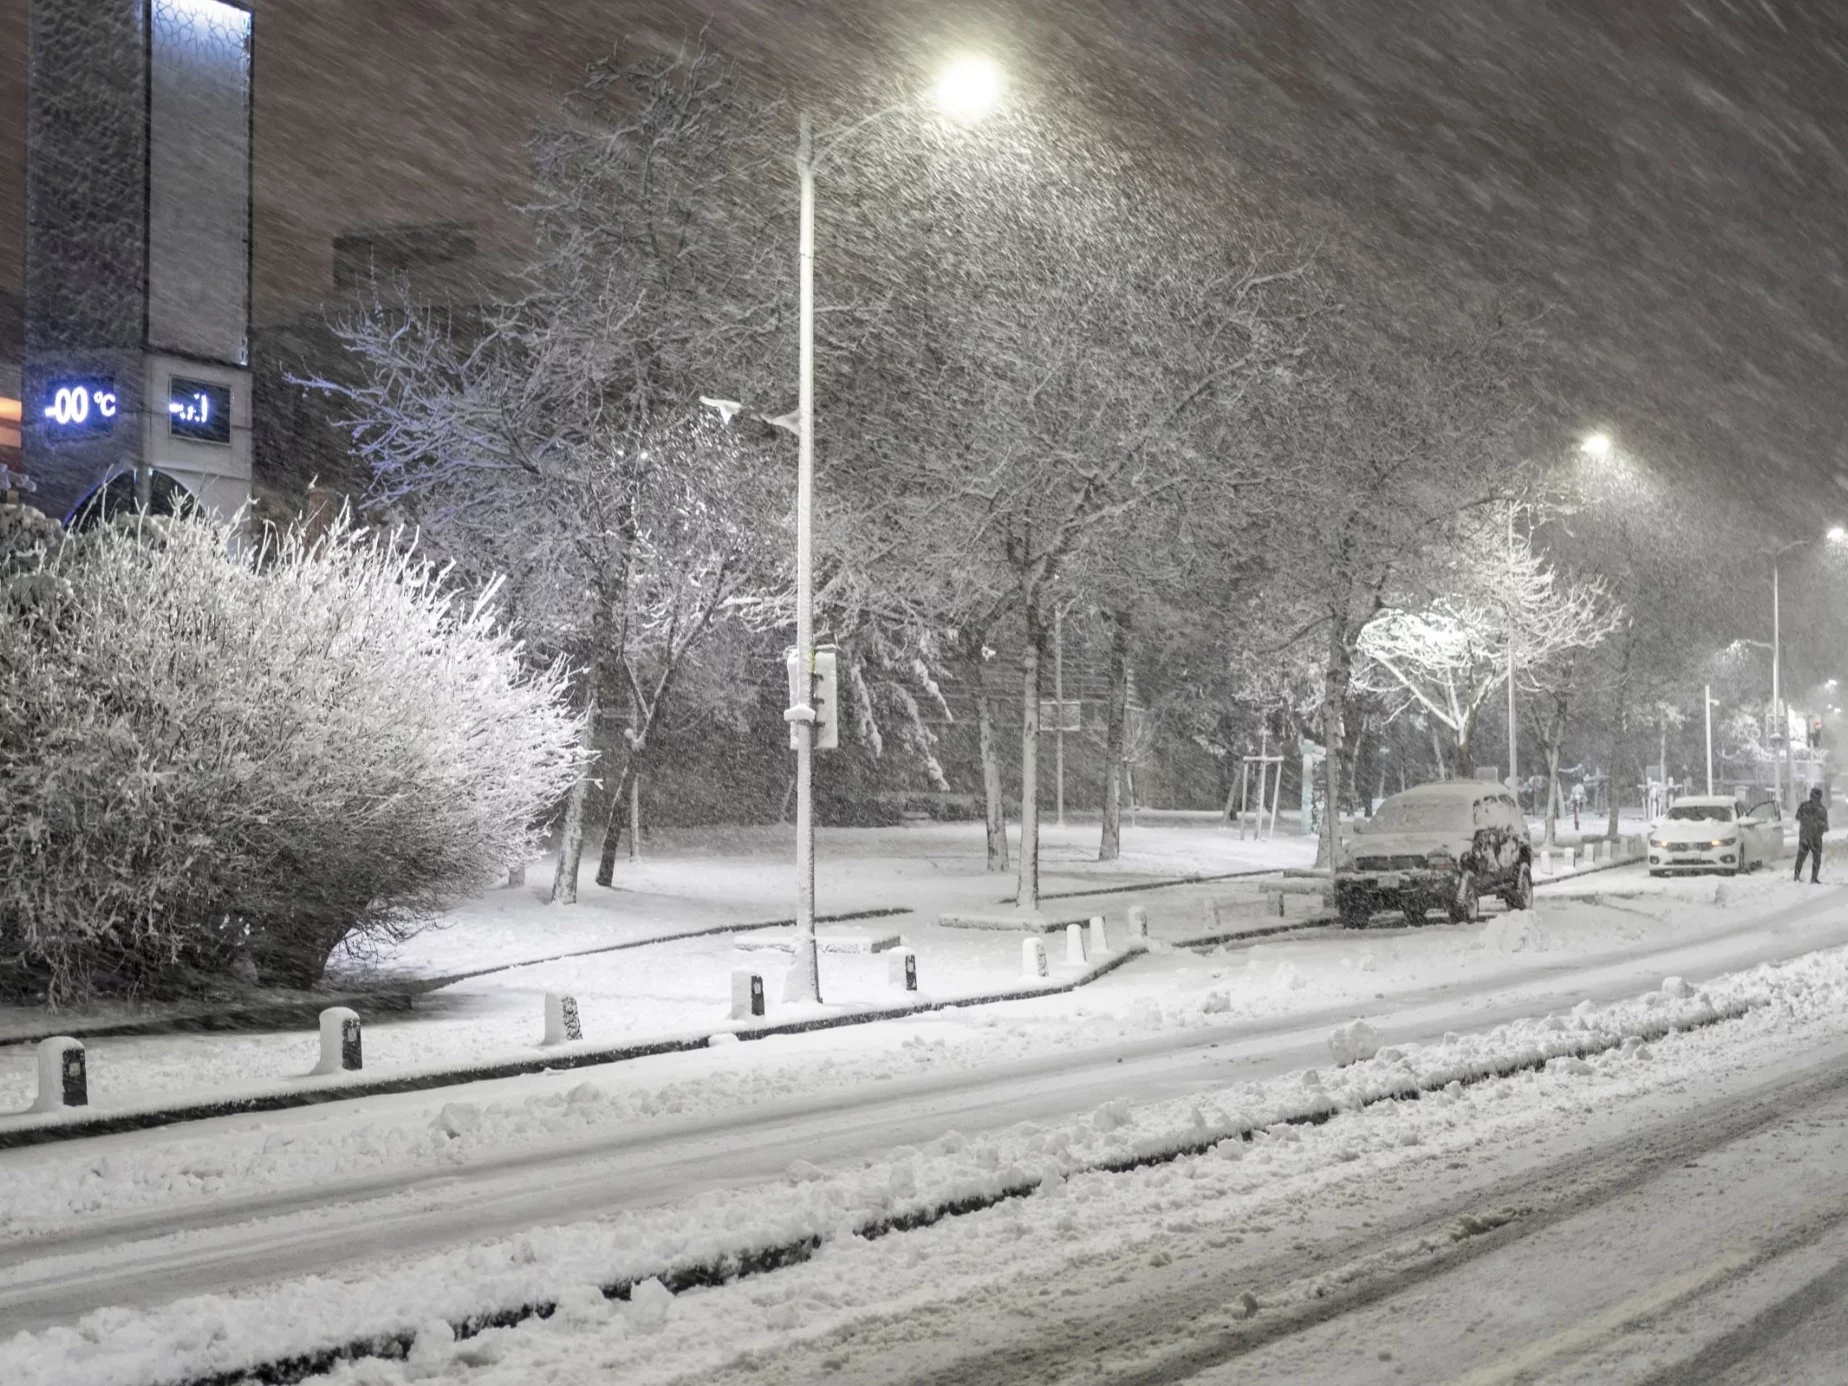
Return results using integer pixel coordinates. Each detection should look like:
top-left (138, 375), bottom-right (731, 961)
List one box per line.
top-left (7, 6), bottom-right (1848, 1379)
top-left (8, 833), bottom-right (1848, 1383)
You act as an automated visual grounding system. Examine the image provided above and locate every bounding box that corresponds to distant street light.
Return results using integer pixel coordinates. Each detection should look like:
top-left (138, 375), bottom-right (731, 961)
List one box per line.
top-left (1580, 431), bottom-right (1613, 461)
top-left (783, 59), bottom-right (1002, 1004)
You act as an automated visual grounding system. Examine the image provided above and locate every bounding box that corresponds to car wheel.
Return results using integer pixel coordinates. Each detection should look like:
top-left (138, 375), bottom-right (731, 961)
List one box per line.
top-left (1501, 861), bottom-right (1534, 911)
top-left (1447, 871), bottom-right (1480, 924)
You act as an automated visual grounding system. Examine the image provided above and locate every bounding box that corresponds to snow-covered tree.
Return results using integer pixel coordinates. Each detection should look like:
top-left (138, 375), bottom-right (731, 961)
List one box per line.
top-left (812, 101), bottom-right (1317, 909)
top-left (0, 506), bottom-right (582, 1000)
top-left (1358, 504), bottom-right (1625, 776)
top-left (308, 45), bottom-right (794, 899)
top-left (1253, 311), bottom-right (1540, 867)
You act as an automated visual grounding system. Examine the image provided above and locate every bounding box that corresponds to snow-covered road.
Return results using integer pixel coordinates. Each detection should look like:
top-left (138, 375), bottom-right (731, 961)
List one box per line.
top-left (700, 1031), bottom-right (1848, 1386)
top-left (6, 876), bottom-right (1848, 1358)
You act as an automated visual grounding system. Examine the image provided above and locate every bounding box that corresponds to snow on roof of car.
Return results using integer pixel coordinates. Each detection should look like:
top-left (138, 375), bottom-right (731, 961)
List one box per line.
top-left (1667, 795), bottom-right (1735, 807)
top-left (1385, 782), bottom-right (1494, 800)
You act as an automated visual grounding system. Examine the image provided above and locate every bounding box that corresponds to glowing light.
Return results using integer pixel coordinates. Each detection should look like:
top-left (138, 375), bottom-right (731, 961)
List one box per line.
top-left (1579, 432), bottom-right (1613, 460)
top-left (1829, 525), bottom-right (1847, 543)
top-left (935, 56), bottom-right (1002, 122)
top-left (40, 380), bottom-right (118, 433)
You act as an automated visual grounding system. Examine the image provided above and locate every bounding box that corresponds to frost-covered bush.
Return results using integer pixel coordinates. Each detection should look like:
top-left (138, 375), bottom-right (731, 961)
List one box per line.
top-left (0, 506), bottom-right (583, 1000)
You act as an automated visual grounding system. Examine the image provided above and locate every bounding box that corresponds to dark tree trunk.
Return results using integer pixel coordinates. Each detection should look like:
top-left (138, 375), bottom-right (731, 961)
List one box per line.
top-left (552, 696), bottom-right (597, 903)
top-left (1017, 599), bottom-right (1045, 912)
top-left (1099, 609), bottom-right (1131, 862)
top-left (972, 652), bottom-right (1009, 872)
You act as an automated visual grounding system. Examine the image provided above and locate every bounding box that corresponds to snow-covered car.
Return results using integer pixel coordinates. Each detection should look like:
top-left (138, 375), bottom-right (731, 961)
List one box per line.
top-left (1334, 781), bottom-right (1533, 928)
top-left (1646, 796), bottom-right (1783, 877)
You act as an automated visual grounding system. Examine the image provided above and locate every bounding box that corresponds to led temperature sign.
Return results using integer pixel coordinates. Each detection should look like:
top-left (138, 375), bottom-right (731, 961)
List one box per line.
top-left (40, 378), bottom-right (119, 436)
top-left (168, 378), bottom-right (232, 444)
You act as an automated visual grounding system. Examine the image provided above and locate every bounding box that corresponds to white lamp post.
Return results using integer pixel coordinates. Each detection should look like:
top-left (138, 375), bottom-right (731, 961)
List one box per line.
top-left (783, 60), bottom-right (1001, 1003)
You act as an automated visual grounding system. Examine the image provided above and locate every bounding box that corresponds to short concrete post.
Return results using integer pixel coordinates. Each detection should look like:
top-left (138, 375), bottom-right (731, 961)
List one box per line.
top-left (731, 971), bottom-right (766, 1020)
top-left (313, 1007), bottom-right (362, 1075)
top-left (888, 948), bottom-right (917, 992)
top-left (1584, 841), bottom-right (1599, 865)
top-left (1562, 848), bottom-right (1577, 872)
top-left (1127, 906), bottom-right (1149, 940)
top-left (1022, 937), bottom-right (1048, 980)
top-left (31, 1036), bottom-right (86, 1111)
top-left (542, 993), bottom-right (582, 1046)
top-left (1088, 915), bottom-right (1110, 955)
top-left (1065, 922), bottom-right (1087, 966)
top-left (1540, 849), bottom-right (1553, 877)
top-left (1265, 891), bottom-right (1286, 917)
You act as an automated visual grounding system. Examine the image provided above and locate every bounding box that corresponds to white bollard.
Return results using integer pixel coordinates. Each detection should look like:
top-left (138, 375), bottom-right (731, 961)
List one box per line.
top-left (1066, 922), bottom-right (1087, 966)
top-left (1127, 905), bottom-right (1149, 940)
top-left (31, 1036), bottom-right (86, 1112)
top-left (312, 1007), bottom-right (362, 1075)
top-left (542, 992), bottom-right (582, 1046)
top-left (1265, 891), bottom-right (1286, 917)
top-left (1540, 849), bottom-right (1553, 877)
top-left (1088, 915), bottom-right (1110, 955)
top-left (1585, 841), bottom-right (1600, 865)
top-left (730, 971), bottom-right (765, 1020)
top-left (888, 947), bottom-right (918, 992)
top-left (1022, 937), bottom-right (1048, 980)
top-left (1563, 848), bottom-right (1577, 872)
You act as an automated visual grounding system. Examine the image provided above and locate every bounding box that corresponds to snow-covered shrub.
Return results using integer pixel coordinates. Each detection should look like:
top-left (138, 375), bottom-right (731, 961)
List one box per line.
top-left (0, 506), bottom-right (583, 1000)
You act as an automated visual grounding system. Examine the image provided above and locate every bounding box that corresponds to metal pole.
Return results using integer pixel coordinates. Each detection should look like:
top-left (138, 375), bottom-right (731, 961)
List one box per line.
top-left (1055, 606), bottom-right (1065, 828)
top-left (1507, 501), bottom-right (1518, 808)
top-left (1705, 684), bottom-right (1713, 796)
top-left (1773, 559), bottom-right (1783, 814)
top-left (785, 114), bottom-right (820, 1004)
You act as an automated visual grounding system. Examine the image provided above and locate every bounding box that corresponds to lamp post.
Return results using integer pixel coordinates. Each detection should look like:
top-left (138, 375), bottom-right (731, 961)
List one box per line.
top-left (1705, 685), bottom-right (1716, 797)
top-left (783, 58), bottom-right (1001, 1004)
top-left (1506, 499), bottom-right (1518, 805)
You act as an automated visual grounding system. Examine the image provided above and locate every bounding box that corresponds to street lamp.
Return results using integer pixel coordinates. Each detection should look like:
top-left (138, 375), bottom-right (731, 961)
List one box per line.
top-left (783, 61), bottom-right (1002, 1004)
top-left (1579, 431), bottom-right (1613, 461)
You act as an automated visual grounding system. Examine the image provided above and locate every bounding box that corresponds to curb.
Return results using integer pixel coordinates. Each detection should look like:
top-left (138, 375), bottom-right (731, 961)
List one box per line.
top-left (0, 949), bottom-right (1146, 1150)
top-left (162, 993), bottom-right (1754, 1386)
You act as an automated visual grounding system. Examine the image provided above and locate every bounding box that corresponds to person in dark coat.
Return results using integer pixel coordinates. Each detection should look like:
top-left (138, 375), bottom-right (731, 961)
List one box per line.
top-left (1795, 788), bottom-right (1828, 883)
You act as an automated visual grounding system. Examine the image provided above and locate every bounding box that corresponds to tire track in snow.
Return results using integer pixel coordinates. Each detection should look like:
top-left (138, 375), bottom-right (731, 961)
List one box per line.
top-left (892, 1049), bottom-right (1848, 1386)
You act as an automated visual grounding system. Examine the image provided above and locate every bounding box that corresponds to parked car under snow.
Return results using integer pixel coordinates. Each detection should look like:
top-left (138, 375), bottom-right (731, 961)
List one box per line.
top-left (1334, 781), bottom-right (1533, 929)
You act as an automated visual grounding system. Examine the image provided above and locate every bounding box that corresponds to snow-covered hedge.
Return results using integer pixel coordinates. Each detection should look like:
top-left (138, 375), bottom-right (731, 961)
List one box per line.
top-left (0, 505), bottom-right (583, 1000)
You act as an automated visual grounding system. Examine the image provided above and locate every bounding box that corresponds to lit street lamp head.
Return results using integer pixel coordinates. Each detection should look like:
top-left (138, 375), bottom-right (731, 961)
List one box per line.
top-left (1579, 431), bottom-right (1613, 460)
top-left (935, 55), bottom-right (1002, 121)
top-left (1828, 525), bottom-right (1847, 543)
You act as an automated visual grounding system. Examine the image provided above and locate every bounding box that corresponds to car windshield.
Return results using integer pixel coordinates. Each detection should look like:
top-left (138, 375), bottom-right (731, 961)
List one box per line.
top-left (1666, 804), bottom-right (1734, 823)
top-left (1372, 800), bottom-right (1471, 832)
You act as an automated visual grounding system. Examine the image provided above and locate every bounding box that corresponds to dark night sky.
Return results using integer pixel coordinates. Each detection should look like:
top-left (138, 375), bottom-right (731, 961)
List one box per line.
top-left (1, 0), bottom-right (1845, 524)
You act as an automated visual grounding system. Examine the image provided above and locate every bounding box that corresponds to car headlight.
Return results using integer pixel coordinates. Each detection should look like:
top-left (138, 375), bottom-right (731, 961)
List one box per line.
top-left (1709, 837), bottom-right (1737, 848)
top-left (1426, 849), bottom-right (1456, 870)
top-left (1649, 837), bottom-right (1667, 848)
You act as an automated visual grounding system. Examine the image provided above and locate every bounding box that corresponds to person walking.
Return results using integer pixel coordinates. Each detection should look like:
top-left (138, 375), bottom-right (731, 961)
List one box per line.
top-left (1795, 787), bottom-right (1828, 883)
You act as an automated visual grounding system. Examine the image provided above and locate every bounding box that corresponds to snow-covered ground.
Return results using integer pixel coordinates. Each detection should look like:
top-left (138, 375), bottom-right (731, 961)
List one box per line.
top-left (4, 818), bottom-right (1845, 1386)
top-left (0, 816), bottom-right (1742, 1116)
top-left (9, 926), bottom-right (1848, 1385)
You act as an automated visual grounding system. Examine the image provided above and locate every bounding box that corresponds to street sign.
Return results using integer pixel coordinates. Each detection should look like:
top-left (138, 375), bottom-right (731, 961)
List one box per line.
top-left (1038, 699), bottom-right (1081, 732)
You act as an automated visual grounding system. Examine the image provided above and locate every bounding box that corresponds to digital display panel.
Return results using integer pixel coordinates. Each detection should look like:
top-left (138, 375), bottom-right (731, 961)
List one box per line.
top-left (40, 378), bottom-right (120, 436)
top-left (168, 377), bottom-right (231, 444)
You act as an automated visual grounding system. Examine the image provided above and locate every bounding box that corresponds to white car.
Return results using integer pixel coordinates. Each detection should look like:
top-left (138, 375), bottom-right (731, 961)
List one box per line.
top-left (1646, 796), bottom-right (1783, 877)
